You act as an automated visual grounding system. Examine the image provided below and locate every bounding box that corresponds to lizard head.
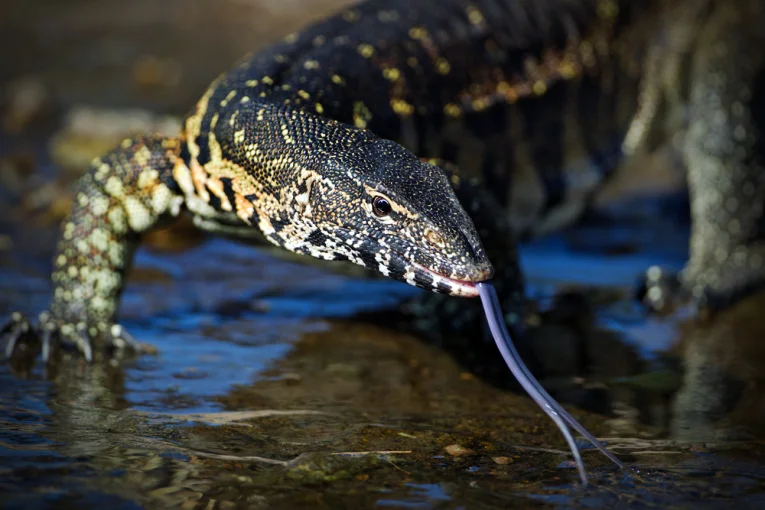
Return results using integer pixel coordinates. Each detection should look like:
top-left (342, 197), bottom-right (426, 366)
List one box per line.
top-left (281, 133), bottom-right (494, 297)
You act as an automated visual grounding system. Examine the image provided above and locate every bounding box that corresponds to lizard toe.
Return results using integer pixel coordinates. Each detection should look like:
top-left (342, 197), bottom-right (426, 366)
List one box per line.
top-left (40, 320), bottom-right (94, 364)
top-left (635, 265), bottom-right (685, 315)
top-left (69, 323), bottom-right (93, 363)
top-left (2, 311), bottom-right (145, 364)
top-left (2, 312), bottom-right (34, 360)
top-left (107, 324), bottom-right (145, 355)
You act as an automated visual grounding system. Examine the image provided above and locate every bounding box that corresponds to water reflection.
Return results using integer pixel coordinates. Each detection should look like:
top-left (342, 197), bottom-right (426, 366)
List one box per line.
top-left (5, 258), bottom-right (765, 506)
top-left (670, 290), bottom-right (765, 441)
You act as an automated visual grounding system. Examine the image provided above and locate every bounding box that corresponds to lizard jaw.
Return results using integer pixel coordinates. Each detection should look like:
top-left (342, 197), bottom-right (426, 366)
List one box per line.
top-left (331, 227), bottom-right (488, 297)
top-left (410, 260), bottom-right (482, 298)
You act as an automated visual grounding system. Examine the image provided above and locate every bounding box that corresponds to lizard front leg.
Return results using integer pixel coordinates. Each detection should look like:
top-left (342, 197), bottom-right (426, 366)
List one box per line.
top-left (681, 1), bottom-right (765, 309)
top-left (2, 135), bottom-right (187, 362)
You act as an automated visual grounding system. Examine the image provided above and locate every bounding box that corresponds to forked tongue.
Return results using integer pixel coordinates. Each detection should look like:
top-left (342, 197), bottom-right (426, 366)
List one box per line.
top-left (475, 282), bottom-right (627, 485)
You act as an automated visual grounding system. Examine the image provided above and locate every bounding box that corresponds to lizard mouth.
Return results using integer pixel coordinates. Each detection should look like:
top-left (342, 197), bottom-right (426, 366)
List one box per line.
top-left (373, 242), bottom-right (491, 299)
top-left (335, 228), bottom-right (488, 298)
top-left (410, 260), bottom-right (482, 297)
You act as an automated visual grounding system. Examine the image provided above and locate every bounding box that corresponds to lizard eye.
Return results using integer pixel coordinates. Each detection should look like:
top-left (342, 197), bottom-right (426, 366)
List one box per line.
top-left (372, 196), bottom-right (392, 217)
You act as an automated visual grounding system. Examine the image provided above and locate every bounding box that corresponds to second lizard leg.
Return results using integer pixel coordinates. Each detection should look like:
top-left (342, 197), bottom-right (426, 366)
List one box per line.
top-left (681, 1), bottom-right (765, 309)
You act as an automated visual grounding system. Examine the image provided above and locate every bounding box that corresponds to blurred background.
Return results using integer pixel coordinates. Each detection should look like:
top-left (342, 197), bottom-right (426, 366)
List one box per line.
top-left (0, 0), bottom-right (353, 113)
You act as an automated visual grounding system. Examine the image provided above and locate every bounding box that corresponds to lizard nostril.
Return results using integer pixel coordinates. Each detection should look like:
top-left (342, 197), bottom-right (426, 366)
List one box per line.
top-left (459, 229), bottom-right (480, 259)
top-left (464, 238), bottom-right (478, 258)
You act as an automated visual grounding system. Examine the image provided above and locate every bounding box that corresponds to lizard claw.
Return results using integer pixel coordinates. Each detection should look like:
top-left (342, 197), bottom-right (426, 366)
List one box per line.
top-left (73, 322), bottom-right (94, 363)
top-left (108, 324), bottom-right (143, 353)
top-left (635, 265), bottom-right (684, 314)
top-left (2, 311), bottom-right (144, 364)
top-left (40, 320), bottom-right (54, 363)
top-left (2, 312), bottom-right (31, 360)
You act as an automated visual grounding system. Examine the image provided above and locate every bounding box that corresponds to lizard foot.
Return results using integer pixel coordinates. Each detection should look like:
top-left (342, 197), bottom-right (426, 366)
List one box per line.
top-left (637, 247), bottom-right (765, 318)
top-left (1, 311), bottom-right (144, 363)
top-left (634, 265), bottom-right (686, 315)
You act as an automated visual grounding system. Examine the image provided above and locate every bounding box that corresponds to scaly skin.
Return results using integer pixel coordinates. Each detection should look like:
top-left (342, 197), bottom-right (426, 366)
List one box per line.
top-left (3, 0), bottom-right (765, 360)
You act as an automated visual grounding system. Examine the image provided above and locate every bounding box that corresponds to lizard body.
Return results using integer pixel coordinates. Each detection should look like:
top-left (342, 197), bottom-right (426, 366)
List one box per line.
top-left (4, 0), bottom-right (765, 358)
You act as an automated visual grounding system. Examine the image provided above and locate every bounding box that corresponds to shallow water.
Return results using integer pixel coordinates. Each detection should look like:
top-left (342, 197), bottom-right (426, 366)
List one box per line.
top-left (3, 0), bottom-right (765, 508)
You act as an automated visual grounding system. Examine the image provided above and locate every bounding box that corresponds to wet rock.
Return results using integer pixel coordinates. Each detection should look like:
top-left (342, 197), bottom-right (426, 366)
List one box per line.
top-left (245, 494), bottom-right (269, 507)
top-left (285, 452), bottom-right (380, 483)
top-left (131, 55), bottom-right (183, 90)
top-left (444, 444), bottom-right (475, 457)
top-left (49, 106), bottom-right (181, 174)
top-left (2, 76), bottom-right (52, 133)
top-left (0, 235), bottom-right (12, 252)
top-left (0, 152), bottom-right (36, 196)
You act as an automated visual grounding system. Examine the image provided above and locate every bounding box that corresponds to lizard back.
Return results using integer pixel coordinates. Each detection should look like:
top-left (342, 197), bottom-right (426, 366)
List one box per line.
top-left (184, 0), bottom-right (670, 237)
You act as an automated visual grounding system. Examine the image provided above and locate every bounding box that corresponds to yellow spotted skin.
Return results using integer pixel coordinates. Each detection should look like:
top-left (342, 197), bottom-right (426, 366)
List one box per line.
top-left (4, 0), bottom-right (765, 358)
top-left (50, 137), bottom-right (185, 340)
